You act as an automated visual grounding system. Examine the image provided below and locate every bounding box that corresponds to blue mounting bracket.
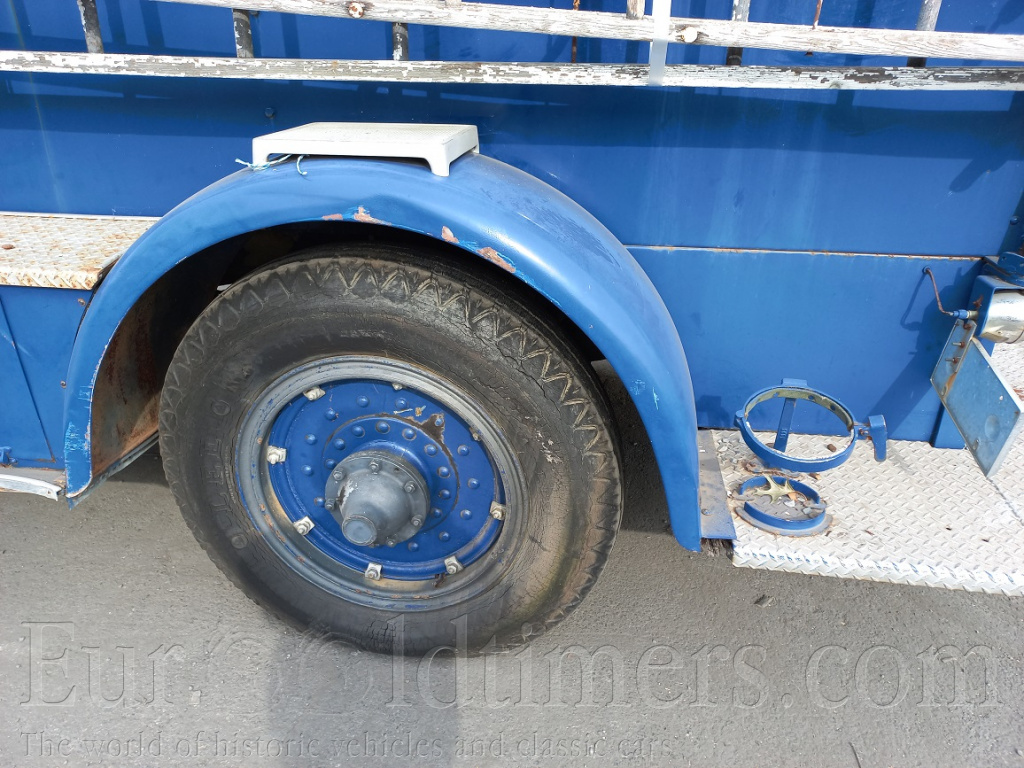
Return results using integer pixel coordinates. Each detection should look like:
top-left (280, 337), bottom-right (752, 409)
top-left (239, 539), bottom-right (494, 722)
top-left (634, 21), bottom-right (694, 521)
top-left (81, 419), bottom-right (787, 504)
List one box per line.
top-left (735, 379), bottom-right (887, 473)
top-left (736, 475), bottom-right (831, 537)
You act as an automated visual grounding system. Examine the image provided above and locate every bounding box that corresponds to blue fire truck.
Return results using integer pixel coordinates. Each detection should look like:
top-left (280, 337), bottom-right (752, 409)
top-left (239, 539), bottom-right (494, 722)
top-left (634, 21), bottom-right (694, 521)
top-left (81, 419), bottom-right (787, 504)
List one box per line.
top-left (1, 0), bottom-right (1022, 653)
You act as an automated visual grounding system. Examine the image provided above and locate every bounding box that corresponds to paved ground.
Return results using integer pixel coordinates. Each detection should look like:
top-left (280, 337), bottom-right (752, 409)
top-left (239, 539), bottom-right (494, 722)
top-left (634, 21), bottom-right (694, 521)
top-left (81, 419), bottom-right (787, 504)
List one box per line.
top-left (2, 369), bottom-right (1023, 768)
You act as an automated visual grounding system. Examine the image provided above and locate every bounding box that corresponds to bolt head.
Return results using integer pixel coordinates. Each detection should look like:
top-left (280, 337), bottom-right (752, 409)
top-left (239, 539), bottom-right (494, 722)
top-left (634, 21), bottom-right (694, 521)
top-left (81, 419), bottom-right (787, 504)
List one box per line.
top-left (325, 499), bottom-right (335, 510)
top-left (446, 563), bottom-right (458, 575)
top-left (333, 470), bottom-right (344, 480)
top-left (404, 482), bottom-right (416, 493)
top-left (490, 505), bottom-right (505, 521)
top-left (369, 460), bottom-right (380, 474)
top-left (348, 1), bottom-right (364, 17)
top-left (411, 518), bottom-right (422, 527)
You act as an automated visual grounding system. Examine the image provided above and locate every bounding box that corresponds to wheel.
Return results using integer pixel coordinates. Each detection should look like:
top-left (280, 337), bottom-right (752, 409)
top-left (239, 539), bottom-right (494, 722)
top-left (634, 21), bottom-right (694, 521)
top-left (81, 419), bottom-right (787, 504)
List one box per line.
top-left (159, 244), bottom-right (622, 654)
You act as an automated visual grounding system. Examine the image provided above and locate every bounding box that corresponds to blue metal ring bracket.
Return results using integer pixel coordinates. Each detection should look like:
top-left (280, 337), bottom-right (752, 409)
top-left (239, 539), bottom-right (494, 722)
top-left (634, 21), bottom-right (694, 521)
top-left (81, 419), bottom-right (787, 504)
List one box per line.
top-left (734, 379), bottom-right (887, 473)
top-left (737, 475), bottom-right (831, 537)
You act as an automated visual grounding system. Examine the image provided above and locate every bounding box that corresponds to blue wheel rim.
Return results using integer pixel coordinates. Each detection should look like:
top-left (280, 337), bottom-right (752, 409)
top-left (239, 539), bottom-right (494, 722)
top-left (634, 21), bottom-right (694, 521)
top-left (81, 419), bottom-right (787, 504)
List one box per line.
top-left (266, 379), bottom-right (502, 579)
top-left (234, 356), bottom-right (526, 608)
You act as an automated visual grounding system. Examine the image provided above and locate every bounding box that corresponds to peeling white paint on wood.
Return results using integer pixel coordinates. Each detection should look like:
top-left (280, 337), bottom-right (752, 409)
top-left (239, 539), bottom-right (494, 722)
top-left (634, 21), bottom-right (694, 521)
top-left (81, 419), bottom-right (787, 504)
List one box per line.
top-left (168, 0), bottom-right (1024, 62)
top-left (0, 213), bottom-right (155, 290)
top-left (1, 50), bottom-right (1022, 90)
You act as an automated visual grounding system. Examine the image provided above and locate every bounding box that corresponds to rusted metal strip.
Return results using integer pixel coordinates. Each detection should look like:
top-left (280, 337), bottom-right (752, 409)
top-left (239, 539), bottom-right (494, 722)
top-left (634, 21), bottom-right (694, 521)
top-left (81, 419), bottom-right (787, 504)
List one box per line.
top-left (76, 0), bottom-right (104, 54)
top-left (233, 9), bottom-right (254, 58)
top-left (626, 0), bottom-right (643, 22)
top-left (1, 50), bottom-right (1023, 90)
top-left (162, 0), bottom-right (1024, 62)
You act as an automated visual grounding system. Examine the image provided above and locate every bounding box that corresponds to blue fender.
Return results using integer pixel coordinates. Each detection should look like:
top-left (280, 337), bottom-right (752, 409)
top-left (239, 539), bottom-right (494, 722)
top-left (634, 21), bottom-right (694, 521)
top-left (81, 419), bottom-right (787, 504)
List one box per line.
top-left (64, 153), bottom-right (703, 549)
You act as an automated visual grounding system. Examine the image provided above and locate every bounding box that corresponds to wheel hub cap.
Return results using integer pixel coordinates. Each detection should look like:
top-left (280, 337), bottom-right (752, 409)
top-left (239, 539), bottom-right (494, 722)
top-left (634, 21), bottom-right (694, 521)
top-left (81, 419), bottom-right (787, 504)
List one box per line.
top-left (325, 449), bottom-right (429, 547)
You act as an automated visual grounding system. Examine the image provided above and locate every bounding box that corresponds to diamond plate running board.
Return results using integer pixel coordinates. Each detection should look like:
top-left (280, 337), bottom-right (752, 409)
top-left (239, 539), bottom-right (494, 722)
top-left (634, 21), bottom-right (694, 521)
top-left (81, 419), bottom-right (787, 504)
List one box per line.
top-left (716, 343), bottom-right (1024, 597)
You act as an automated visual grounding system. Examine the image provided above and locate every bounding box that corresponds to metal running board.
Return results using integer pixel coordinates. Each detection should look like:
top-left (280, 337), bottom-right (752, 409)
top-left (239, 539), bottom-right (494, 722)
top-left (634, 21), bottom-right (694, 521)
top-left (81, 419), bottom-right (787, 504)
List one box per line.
top-left (0, 212), bottom-right (155, 290)
top-left (0, 468), bottom-right (65, 501)
top-left (716, 342), bottom-right (1024, 597)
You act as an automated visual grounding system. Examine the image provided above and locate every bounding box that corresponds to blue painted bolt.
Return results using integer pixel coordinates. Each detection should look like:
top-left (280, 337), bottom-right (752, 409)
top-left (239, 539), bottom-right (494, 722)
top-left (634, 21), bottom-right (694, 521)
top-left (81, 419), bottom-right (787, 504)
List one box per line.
top-left (265, 107), bottom-right (276, 118)
top-left (402, 428), bottom-right (416, 440)
top-left (467, 478), bottom-right (479, 489)
top-left (434, 417), bottom-right (443, 427)
top-left (333, 439), bottom-right (346, 450)
top-left (376, 421), bottom-right (390, 433)
top-left (314, 497), bottom-right (325, 507)
top-left (460, 509), bottom-right (472, 519)
top-left (301, 465), bottom-right (313, 476)
top-left (439, 489), bottom-right (451, 500)
top-left (353, 426), bottom-right (365, 437)
top-left (458, 445), bottom-right (469, 456)
top-left (1011, 215), bottom-right (1020, 226)
top-left (357, 396), bottom-right (369, 407)
top-left (438, 467), bottom-right (450, 478)
top-left (439, 532), bottom-right (450, 542)
top-left (425, 445), bottom-right (438, 456)
top-left (325, 408), bottom-right (338, 420)
top-left (325, 459), bottom-right (337, 469)
top-left (305, 434), bottom-right (317, 445)
top-left (408, 541), bottom-right (419, 551)
top-left (431, 507), bottom-right (442, 518)
top-left (396, 398), bottom-right (408, 409)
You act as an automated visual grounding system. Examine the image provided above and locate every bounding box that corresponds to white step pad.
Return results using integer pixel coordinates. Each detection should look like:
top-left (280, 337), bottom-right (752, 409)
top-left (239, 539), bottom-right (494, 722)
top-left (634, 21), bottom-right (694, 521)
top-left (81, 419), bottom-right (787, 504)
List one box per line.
top-left (719, 342), bottom-right (1024, 596)
top-left (251, 122), bottom-right (479, 177)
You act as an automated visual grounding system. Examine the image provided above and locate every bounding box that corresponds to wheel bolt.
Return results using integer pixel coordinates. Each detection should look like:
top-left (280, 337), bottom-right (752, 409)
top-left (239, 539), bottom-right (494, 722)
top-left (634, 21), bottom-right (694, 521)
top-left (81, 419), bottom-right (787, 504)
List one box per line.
top-left (404, 482), bottom-right (416, 493)
top-left (369, 460), bottom-right (380, 474)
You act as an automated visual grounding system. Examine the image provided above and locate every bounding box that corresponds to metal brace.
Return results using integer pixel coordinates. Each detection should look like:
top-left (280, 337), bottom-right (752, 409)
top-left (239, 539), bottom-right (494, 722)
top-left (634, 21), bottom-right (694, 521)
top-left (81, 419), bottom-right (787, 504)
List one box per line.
top-left (735, 379), bottom-right (887, 473)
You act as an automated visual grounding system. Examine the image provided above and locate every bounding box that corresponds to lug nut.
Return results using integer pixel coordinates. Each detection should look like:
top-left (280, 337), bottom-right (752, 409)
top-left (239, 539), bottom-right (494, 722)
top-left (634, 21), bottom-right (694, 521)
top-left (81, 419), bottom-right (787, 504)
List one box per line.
top-left (369, 460), bottom-right (380, 474)
top-left (404, 482), bottom-right (416, 493)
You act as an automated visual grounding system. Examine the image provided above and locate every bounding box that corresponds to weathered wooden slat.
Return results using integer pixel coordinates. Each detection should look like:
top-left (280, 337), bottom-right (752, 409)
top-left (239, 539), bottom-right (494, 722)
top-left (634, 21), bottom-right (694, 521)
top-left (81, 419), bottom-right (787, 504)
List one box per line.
top-left (232, 9), bottom-right (254, 58)
top-left (76, 0), bottom-right (104, 54)
top-left (165, 0), bottom-right (1024, 61)
top-left (2, 50), bottom-right (1022, 90)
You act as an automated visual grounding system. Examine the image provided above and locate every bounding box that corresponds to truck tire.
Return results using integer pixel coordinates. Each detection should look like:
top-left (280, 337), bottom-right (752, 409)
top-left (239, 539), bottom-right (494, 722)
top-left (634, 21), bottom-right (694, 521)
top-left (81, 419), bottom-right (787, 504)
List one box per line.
top-left (159, 244), bottom-right (622, 654)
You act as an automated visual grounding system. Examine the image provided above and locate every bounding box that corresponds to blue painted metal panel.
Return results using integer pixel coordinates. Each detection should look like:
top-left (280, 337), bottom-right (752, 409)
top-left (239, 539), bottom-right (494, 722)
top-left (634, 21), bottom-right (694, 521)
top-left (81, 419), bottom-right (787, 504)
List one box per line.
top-left (631, 247), bottom-right (981, 441)
top-left (61, 154), bottom-right (704, 549)
top-left (2, 2), bottom-right (1023, 256)
top-left (0, 286), bottom-right (89, 465)
top-left (0, 289), bottom-right (55, 464)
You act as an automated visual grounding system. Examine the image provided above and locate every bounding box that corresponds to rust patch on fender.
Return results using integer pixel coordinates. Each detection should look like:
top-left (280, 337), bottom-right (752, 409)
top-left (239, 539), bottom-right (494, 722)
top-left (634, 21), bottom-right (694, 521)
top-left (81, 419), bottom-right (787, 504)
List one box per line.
top-left (354, 206), bottom-right (388, 225)
top-left (441, 226), bottom-right (459, 244)
top-left (478, 247), bottom-right (515, 274)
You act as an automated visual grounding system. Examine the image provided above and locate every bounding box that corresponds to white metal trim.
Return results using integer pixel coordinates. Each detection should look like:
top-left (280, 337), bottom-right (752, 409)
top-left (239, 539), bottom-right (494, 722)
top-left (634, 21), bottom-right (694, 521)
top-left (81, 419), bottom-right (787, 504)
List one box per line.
top-left (0, 469), bottom-right (65, 501)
